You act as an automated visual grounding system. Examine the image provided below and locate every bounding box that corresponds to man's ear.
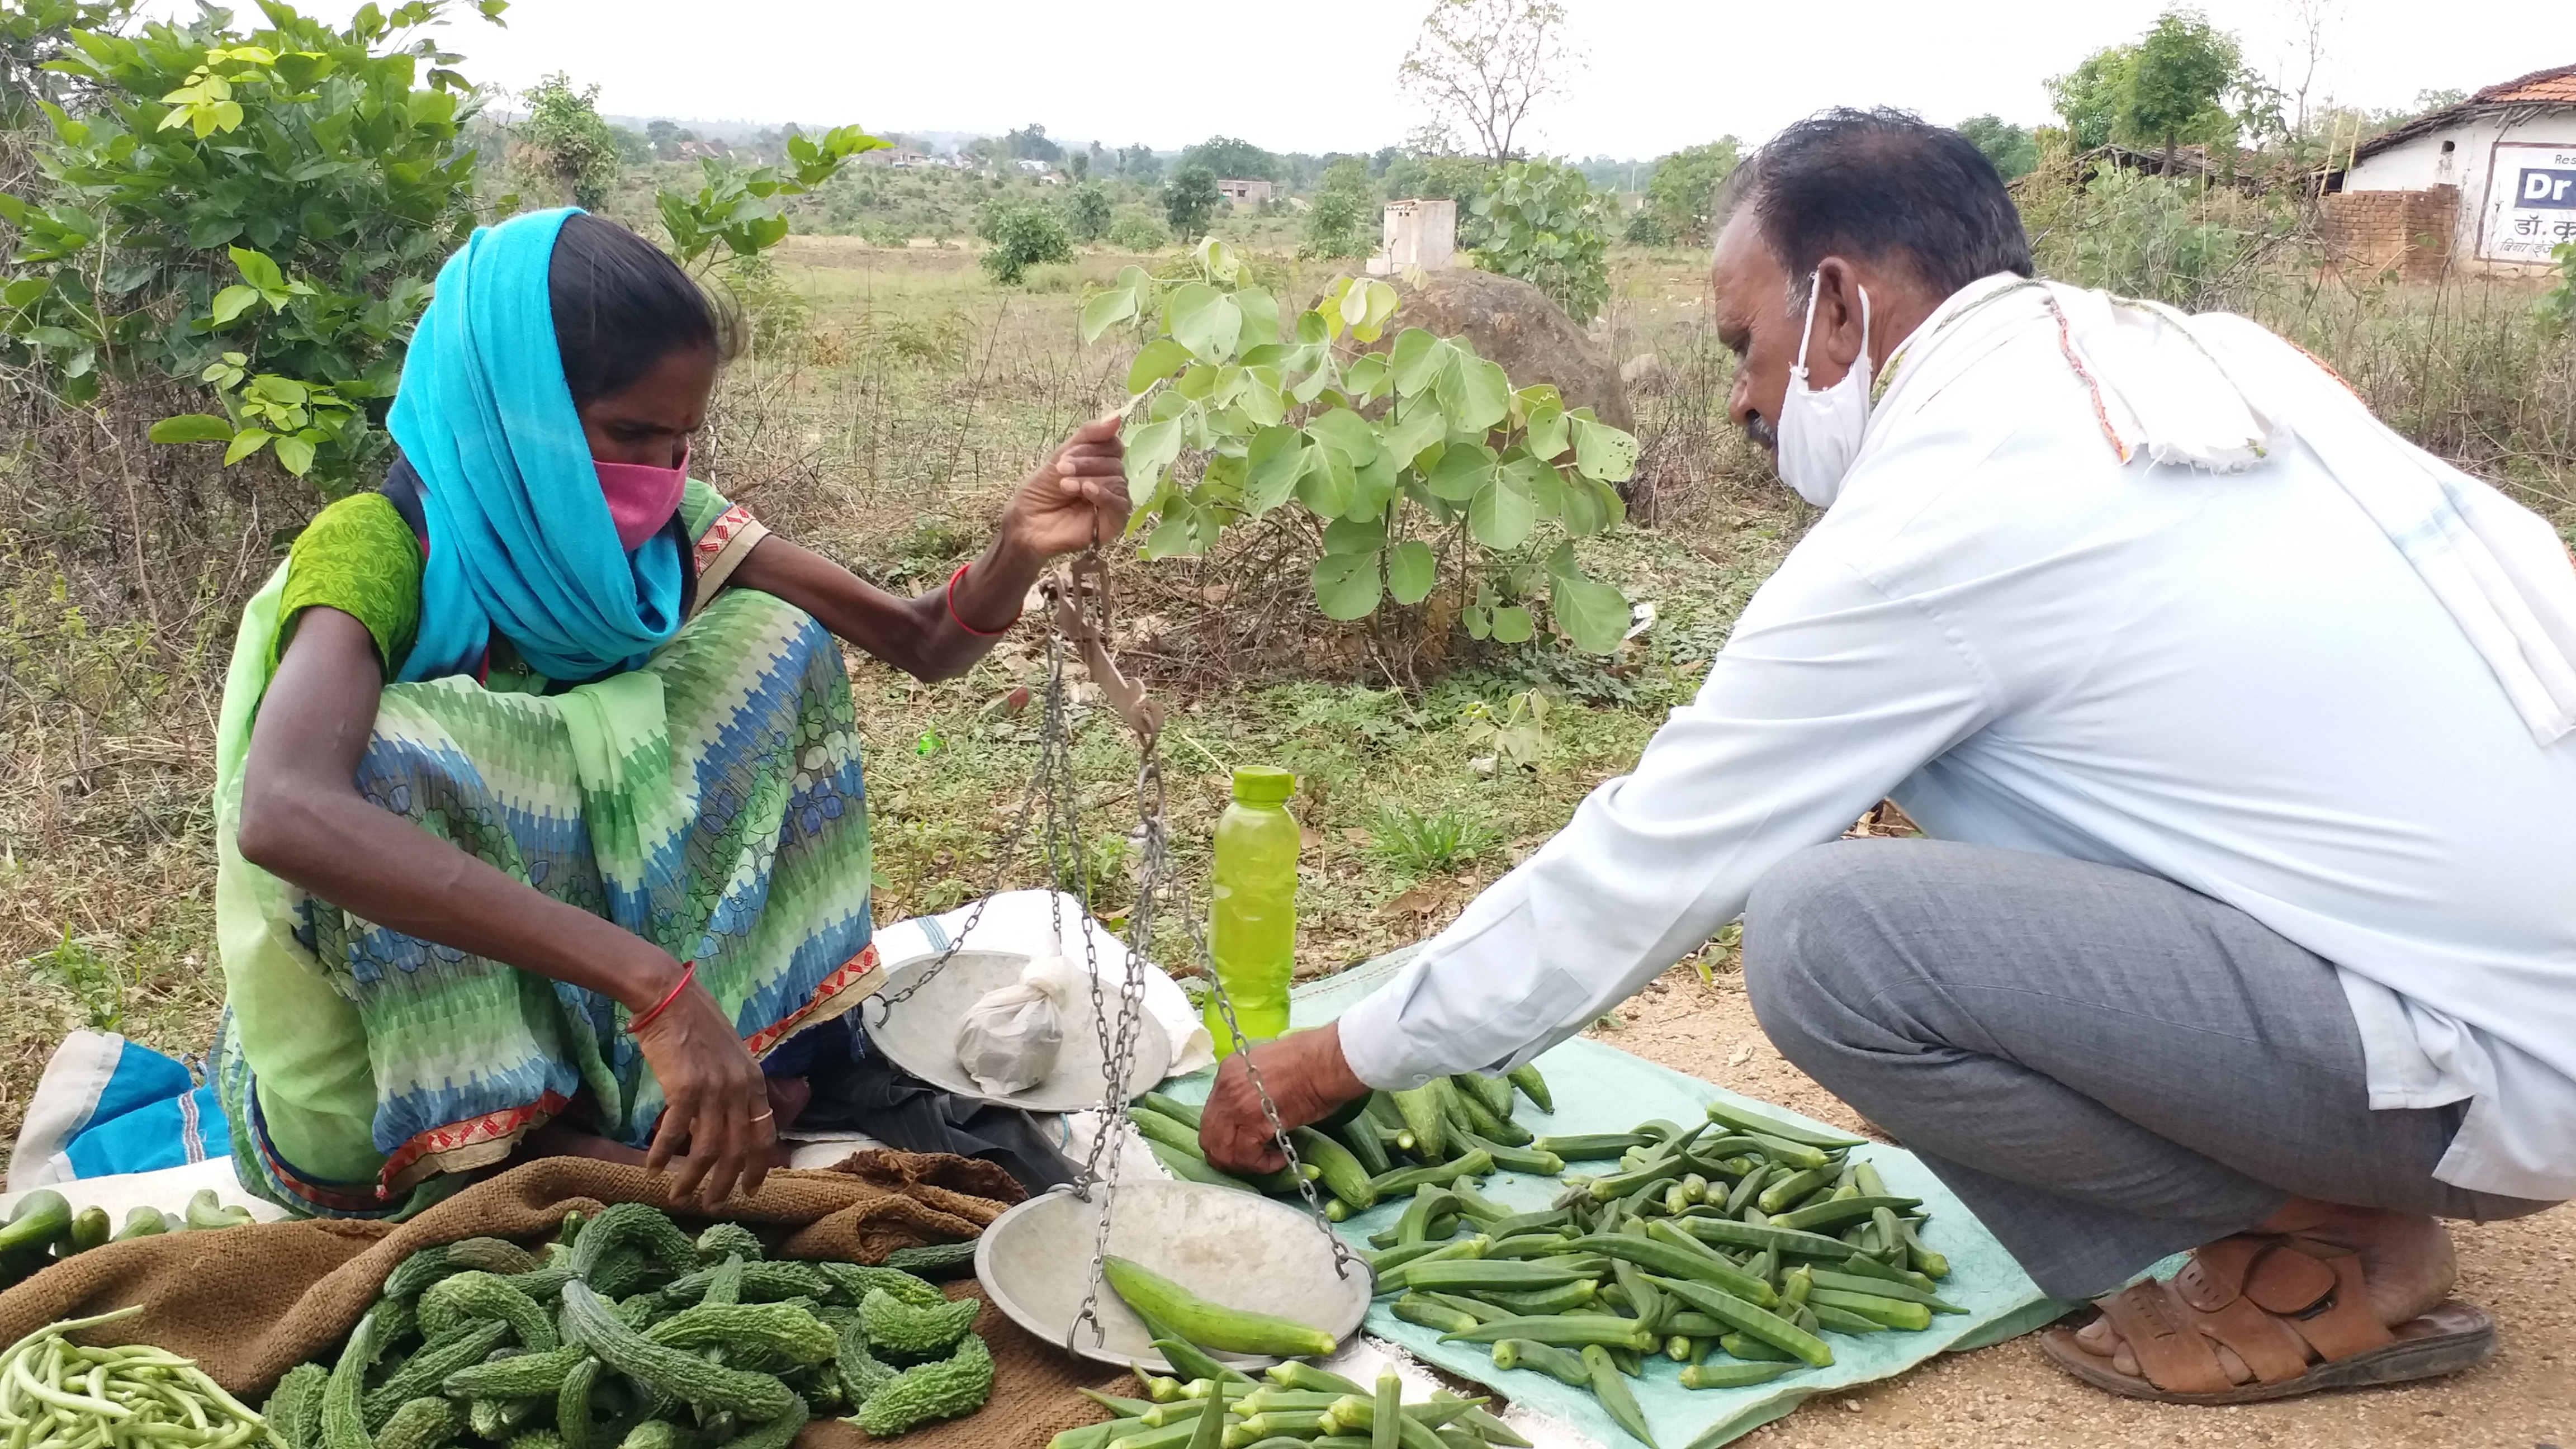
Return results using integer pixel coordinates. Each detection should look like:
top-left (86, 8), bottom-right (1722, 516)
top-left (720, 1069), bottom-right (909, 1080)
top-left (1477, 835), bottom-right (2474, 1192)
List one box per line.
top-left (1810, 257), bottom-right (1869, 371)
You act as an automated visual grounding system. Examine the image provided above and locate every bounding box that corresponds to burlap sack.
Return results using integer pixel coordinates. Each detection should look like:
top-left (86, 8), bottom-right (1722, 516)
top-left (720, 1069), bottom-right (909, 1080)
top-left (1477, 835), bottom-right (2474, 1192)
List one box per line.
top-left (0, 1152), bottom-right (1120, 1449)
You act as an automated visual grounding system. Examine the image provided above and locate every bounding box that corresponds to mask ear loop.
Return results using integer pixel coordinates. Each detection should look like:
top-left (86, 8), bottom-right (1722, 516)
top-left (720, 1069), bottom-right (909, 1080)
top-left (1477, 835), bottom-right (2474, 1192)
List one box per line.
top-left (1791, 269), bottom-right (1825, 386)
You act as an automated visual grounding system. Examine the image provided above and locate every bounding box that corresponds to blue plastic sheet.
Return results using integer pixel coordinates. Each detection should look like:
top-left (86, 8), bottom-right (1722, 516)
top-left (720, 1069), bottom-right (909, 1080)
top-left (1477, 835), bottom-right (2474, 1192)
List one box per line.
top-left (1161, 953), bottom-right (2070, 1449)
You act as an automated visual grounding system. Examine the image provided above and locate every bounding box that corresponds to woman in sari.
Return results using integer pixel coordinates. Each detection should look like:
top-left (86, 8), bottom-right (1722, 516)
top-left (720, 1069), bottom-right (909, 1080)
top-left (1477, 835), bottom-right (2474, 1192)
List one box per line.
top-left (212, 208), bottom-right (1126, 1216)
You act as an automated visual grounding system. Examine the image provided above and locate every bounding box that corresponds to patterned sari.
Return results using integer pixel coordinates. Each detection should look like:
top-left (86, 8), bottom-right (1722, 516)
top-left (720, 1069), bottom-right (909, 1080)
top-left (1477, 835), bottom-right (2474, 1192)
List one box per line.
top-left (210, 499), bottom-right (879, 1218)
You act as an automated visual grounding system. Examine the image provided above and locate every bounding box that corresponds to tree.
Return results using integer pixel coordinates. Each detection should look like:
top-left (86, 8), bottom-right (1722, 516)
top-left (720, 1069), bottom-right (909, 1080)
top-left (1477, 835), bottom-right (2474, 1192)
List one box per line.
top-left (1642, 139), bottom-right (1739, 247)
top-left (1067, 149), bottom-right (1088, 181)
top-left (1163, 163), bottom-right (1219, 241)
top-left (645, 117), bottom-right (680, 159)
top-left (1955, 116), bottom-right (2039, 182)
top-left (1, 0), bottom-right (133, 130)
top-left (518, 72), bottom-right (621, 209)
top-left (1397, 0), bottom-right (1582, 164)
top-left (1462, 158), bottom-right (1609, 324)
top-left (1066, 181), bottom-right (1112, 242)
top-left (1118, 143), bottom-right (1162, 183)
top-left (2123, 11), bottom-right (2242, 173)
top-left (1302, 156), bottom-right (1375, 260)
top-left (1182, 135), bottom-right (1279, 181)
top-left (978, 201), bottom-right (1073, 283)
top-left (1005, 122), bottom-right (1062, 164)
top-left (2046, 45), bottom-right (2135, 150)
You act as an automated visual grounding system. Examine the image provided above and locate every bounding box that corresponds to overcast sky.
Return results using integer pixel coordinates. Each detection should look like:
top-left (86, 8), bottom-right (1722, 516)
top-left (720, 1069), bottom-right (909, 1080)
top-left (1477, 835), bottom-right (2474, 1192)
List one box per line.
top-left (149, 0), bottom-right (2574, 157)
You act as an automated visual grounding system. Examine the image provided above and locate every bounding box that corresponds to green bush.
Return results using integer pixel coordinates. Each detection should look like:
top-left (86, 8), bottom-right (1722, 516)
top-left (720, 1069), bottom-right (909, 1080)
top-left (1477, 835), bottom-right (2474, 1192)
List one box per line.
top-left (977, 202), bottom-right (1075, 285)
top-left (1107, 209), bottom-right (1171, 253)
top-left (1622, 211), bottom-right (1673, 247)
top-left (1163, 163), bottom-right (1219, 242)
top-left (2540, 242), bottom-right (2576, 338)
top-left (1464, 159), bottom-right (1611, 325)
top-left (1641, 140), bottom-right (1738, 249)
top-left (0, 0), bottom-right (504, 491)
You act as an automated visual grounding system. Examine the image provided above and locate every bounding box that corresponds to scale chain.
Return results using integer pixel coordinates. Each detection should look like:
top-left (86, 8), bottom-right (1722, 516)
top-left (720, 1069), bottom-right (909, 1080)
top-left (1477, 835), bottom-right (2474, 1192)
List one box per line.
top-left (1182, 879), bottom-right (1362, 1280)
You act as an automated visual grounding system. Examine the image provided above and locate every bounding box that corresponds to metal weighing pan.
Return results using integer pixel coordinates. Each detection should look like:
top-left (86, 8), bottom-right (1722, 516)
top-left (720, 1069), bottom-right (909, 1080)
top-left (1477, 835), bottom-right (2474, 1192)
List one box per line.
top-left (974, 1178), bottom-right (1374, 1371)
top-left (860, 949), bottom-right (1173, 1114)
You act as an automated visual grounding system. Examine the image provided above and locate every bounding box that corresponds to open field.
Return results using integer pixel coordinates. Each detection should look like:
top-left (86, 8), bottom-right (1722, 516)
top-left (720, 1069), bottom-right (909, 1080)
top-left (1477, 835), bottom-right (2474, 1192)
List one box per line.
top-left (3, 225), bottom-right (2573, 1445)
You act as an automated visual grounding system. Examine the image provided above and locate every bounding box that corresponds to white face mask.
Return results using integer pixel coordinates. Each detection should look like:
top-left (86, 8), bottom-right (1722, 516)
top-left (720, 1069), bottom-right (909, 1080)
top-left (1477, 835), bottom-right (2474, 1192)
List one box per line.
top-left (1775, 271), bottom-right (1873, 509)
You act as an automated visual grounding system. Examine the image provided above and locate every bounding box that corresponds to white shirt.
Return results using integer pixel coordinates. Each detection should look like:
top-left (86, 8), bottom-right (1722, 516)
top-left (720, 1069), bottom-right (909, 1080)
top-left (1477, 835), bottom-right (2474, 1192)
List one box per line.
top-left (1336, 288), bottom-right (2576, 1202)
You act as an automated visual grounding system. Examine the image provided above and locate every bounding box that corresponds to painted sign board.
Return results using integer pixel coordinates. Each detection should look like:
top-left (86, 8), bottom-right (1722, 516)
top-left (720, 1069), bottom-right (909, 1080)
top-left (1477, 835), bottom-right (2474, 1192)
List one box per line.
top-left (2480, 141), bottom-right (2576, 263)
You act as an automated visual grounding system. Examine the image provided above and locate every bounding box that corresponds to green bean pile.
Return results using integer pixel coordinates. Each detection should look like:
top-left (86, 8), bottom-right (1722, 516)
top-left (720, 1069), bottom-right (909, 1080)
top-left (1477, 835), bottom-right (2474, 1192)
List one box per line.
top-left (262, 1205), bottom-right (992, 1449)
top-left (0, 1306), bottom-right (276, 1449)
top-left (1366, 1100), bottom-right (1962, 1447)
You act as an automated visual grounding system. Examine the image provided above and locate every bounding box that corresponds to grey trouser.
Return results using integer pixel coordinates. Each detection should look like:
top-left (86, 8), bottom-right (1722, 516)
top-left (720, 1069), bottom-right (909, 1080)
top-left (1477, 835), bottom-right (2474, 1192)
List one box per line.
top-left (1742, 839), bottom-right (2554, 1300)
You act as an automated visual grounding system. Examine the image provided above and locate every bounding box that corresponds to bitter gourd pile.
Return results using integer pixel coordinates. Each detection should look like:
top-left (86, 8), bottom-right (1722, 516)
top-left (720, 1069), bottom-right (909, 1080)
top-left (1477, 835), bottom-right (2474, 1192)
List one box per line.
top-left (264, 1206), bottom-right (990, 1447)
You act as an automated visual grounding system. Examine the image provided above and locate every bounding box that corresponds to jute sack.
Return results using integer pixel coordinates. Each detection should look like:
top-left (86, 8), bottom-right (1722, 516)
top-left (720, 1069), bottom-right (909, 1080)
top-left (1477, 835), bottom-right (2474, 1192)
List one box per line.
top-left (0, 1152), bottom-right (1122, 1449)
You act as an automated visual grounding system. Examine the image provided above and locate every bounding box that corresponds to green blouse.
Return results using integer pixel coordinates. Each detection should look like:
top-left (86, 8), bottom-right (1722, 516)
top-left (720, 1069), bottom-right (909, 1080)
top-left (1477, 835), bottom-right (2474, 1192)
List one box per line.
top-left (271, 478), bottom-right (760, 690)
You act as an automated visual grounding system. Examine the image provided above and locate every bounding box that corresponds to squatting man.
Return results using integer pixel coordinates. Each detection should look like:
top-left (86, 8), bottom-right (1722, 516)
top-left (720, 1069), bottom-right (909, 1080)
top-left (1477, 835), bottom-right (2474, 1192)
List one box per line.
top-left (1201, 108), bottom-right (2576, 1405)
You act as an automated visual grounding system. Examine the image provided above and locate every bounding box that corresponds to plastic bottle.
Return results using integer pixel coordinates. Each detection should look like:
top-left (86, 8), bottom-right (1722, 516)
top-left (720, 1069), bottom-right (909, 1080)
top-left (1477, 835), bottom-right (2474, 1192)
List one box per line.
top-left (1206, 765), bottom-right (1299, 1056)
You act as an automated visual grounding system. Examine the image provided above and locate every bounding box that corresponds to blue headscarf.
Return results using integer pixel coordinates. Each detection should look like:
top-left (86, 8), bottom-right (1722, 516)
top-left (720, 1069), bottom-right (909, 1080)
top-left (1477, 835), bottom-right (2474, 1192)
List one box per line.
top-left (389, 207), bottom-right (686, 683)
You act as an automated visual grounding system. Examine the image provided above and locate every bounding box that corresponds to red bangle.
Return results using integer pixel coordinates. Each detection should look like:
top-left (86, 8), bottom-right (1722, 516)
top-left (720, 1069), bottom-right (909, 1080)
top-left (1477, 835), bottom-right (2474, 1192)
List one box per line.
top-left (627, 962), bottom-right (695, 1034)
top-left (946, 562), bottom-right (1019, 637)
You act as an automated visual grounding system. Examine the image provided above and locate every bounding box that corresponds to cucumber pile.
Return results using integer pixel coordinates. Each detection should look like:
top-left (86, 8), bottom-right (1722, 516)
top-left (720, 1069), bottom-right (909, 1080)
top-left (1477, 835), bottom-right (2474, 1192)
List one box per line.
top-left (0, 1188), bottom-right (255, 1289)
top-left (263, 1205), bottom-right (993, 1449)
top-left (1370, 1100), bottom-right (1962, 1446)
top-left (1053, 1360), bottom-right (1530, 1449)
top-left (1126, 1066), bottom-right (1560, 1216)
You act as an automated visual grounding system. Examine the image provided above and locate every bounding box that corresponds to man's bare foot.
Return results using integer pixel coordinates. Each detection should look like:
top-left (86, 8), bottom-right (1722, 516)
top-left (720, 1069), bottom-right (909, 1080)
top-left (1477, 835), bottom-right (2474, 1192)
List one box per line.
top-left (2072, 1199), bottom-right (2456, 1382)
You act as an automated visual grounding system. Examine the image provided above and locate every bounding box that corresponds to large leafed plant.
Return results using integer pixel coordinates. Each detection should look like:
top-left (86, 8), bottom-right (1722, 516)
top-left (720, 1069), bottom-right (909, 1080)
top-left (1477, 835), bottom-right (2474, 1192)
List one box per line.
top-left (1081, 240), bottom-right (1640, 652)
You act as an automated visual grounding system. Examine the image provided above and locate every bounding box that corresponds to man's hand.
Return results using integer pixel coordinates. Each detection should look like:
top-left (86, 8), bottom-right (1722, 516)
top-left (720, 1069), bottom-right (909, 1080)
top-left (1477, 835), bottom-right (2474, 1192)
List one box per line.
top-left (1199, 1022), bottom-right (1370, 1173)
top-left (997, 414), bottom-right (1130, 562)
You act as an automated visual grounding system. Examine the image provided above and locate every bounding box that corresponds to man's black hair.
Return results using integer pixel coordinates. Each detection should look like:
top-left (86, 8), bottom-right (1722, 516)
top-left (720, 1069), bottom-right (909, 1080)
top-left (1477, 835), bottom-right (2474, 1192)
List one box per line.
top-left (547, 212), bottom-right (739, 404)
top-left (1718, 108), bottom-right (2033, 299)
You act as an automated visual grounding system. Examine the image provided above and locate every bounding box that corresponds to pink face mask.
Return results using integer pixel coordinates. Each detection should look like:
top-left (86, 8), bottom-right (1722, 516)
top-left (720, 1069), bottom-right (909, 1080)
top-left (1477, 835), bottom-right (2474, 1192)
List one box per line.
top-left (595, 446), bottom-right (689, 552)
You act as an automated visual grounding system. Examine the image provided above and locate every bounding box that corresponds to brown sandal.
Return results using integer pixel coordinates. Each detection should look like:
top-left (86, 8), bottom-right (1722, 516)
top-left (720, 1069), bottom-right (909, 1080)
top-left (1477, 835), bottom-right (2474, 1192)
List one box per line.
top-left (2040, 1233), bottom-right (2496, 1404)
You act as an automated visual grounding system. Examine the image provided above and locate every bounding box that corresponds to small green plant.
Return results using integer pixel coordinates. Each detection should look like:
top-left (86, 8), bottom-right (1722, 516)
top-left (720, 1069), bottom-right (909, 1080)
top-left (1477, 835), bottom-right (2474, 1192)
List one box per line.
top-left (1367, 803), bottom-right (1500, 876)
top-left (656, 124), bottom-right (884, 271)
top-left (977, 202), bottom-right (1076, 285)
top-left (30, 929), bottom-right (125, 1033)
top-left (1459, 688), bottom-right (1551, 773)
top-left (2539, 242), bottom-right (2576, 337)
top-left (1464, 158), bottom-right (1611, 325)
top-left (1081, 240), bottom-right (1638, 650)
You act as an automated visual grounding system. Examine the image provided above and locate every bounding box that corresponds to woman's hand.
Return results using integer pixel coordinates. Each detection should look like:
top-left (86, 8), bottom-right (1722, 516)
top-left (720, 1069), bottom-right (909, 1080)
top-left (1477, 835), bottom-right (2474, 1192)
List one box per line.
top-left (626, 958), bottom-right (775, 1209)
top-left (996, 413), bottom-right (1131, 562)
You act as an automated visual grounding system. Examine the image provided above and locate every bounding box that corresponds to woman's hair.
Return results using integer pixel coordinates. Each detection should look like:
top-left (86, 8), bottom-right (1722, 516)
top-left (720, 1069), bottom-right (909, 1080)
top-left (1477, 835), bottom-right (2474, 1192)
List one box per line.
top-left (547, 212), bottom-right (740, 405)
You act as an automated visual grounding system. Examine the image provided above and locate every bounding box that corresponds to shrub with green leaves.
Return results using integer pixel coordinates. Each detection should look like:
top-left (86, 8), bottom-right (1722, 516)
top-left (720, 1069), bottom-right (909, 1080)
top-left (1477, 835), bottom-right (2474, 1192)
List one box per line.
top-left (1081, 240), bottom-right (1639, 652)
top-left (976, 202), bottom-right (1074, 285)
top-left (1301, 157), bottom-right (1374, 261)
top-left (2540, 241), bottom-right (2576, 338)
top-left (0, 0), bottom-right (505, 491)
top-left (1064, 182), bottom-right (1113, 243)
top-left (513, 70), bottom-right (620, 210)
top-left (1462, 158), bottom-right (1611, 325)
top-left (656, 125), bottom-right (883, 271)
top-left (1106, 209), bottom-right (1171, 253)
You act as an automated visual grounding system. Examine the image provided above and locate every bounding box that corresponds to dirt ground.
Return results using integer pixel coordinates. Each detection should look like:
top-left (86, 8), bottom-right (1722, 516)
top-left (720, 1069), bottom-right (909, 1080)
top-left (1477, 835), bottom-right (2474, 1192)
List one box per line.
top-left (1588, 967), bottom-right (2575, 1449)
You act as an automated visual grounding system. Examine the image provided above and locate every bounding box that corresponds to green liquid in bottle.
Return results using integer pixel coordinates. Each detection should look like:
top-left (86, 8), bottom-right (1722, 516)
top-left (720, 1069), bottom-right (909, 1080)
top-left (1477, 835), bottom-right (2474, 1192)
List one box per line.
top-left (1206, 765), bottom-right (1298, 1056)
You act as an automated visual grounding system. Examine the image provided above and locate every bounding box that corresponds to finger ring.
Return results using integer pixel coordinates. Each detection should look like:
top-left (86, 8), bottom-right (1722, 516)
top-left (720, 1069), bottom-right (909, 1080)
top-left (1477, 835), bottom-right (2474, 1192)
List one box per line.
top-left (749, 1110), bottom-right (774, 1124)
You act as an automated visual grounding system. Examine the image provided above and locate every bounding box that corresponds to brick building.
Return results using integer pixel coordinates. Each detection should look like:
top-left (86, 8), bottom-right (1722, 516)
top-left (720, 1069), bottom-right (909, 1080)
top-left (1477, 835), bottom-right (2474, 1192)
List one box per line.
top-left (2322, 63), bottom-right (2576, 277)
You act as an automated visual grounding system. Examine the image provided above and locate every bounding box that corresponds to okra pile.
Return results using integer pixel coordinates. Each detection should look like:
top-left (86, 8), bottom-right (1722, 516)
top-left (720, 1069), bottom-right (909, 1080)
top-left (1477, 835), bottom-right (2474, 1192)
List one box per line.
top-left (1370, 1098), bottom-right (1962, 1445)
top-left (262, 1205), bottom-right (992, 1449)
top-left (1126, 1062), bottom-right (1562, 1214)
top-left (0, 1188), bottom-right (255, 1290)
top-left (1053, 1358), bottom-right (1530, 1449)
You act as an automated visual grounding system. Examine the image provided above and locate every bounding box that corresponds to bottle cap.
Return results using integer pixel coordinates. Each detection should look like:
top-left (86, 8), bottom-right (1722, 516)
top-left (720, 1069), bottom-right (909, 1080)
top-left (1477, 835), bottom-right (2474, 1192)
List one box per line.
top-left (1230, 766), bottom-right (1295, 806)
